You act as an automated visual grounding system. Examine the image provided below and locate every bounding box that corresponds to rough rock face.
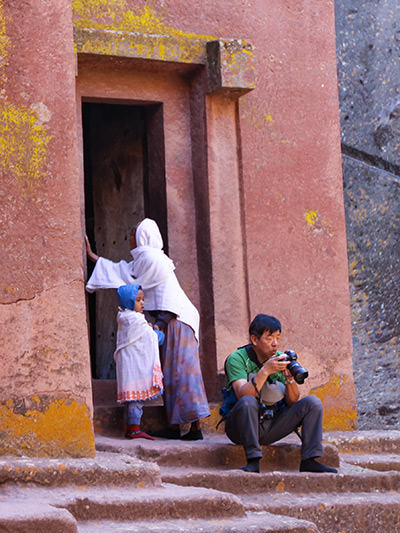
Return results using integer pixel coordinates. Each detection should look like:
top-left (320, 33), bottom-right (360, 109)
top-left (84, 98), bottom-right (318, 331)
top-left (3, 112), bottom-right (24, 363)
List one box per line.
top-left (342, 157), bottom-right (400, 429)
top-left (335, 1), bottom-right (400, 428)
top-left (336, 0), bottom-right (400, 166)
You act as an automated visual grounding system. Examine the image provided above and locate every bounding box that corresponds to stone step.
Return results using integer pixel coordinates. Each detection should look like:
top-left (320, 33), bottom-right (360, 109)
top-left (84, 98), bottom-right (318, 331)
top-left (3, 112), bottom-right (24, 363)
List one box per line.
top-left (241, 491), bottom-right (400, 533)
top-left (342, 453), bottom-right (400, 471)
top-left (95, 433), bottom-right (339, 471)
top-left (77, 511), bottom-right (319, 532)
top-left (0, 484), bottom-right (244, 523)
top-left (160, 465), bottom-right (400, 494)
top-left (94, 401), bottom-right (222, 436)
top-left (323, 430), bottom-right (400, 453)
top-left (0, 503), bottom-right (78, 533)
top-left (0, 451), bottom-right (160, 488)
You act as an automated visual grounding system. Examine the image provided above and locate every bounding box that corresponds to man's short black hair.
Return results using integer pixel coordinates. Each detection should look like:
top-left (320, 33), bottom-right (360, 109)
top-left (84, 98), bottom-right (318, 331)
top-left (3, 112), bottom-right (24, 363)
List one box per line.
top-left (249, 314), bottom-right (281, 338)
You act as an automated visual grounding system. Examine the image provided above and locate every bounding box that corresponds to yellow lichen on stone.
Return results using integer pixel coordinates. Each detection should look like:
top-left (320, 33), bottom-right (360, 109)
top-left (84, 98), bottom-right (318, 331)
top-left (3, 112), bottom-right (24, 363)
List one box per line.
top-left (72, 1), bottom-right (215, 41)
top-left (0, 3), bottom-right (9, 63)
top-left (305, 210), bottom-right (318, 226)
top-left (73, 2), bottom-right (219, 64)
top-left (0, 0), bottom-right (10, 86)
top-left (311, 376), bottom-right (358, 430)
top-left (0, 398), bottom-right (95, 457)
top-left (0, 3), bottom-right (50, 197)
top-left (0, 101), bottom-right (51, 196)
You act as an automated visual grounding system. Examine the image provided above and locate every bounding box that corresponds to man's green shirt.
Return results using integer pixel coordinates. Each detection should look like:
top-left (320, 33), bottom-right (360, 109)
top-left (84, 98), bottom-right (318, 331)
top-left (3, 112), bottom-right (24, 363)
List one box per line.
top-left (225, 346), bottom-right (285, 389)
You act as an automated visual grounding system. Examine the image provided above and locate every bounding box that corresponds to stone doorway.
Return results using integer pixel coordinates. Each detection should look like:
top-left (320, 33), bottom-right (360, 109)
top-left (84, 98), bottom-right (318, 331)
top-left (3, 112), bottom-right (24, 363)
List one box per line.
top-left (82, 100), bottom-right (167, 379)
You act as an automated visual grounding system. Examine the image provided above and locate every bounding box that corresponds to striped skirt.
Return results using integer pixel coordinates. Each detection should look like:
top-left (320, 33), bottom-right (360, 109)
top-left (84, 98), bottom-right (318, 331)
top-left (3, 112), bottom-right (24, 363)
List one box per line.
top-left (161, 319), bottom-right (210, 425)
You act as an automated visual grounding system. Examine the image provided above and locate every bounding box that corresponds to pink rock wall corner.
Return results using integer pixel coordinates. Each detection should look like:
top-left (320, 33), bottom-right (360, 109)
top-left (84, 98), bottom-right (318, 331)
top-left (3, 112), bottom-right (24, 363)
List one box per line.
top-left (0, 0), bottom-right (95, 456)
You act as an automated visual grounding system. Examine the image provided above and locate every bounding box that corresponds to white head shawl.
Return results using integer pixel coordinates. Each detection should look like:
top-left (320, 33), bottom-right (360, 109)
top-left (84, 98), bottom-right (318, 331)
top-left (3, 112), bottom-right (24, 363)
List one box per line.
top-left (131, 218), bottom-right (200, 340)
top-left (131, 219), bottom-right (175, 289)
top-left (135, 218), bottom-right (164, 249)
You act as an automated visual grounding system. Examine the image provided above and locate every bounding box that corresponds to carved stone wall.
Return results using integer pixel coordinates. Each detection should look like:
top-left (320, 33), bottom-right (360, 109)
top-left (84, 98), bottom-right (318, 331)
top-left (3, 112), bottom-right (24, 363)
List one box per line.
top-left (335, 0), bottom-right (400, 428)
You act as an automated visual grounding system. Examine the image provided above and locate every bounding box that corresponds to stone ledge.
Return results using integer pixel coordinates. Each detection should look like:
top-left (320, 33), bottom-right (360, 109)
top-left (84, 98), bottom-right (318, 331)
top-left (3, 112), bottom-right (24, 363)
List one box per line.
top-left (95, 433), bottom-right (339, 471)
top-left (74, 27), bottom-right (207, 64)
top-left (341, 453), bottom-right (400, 472)
top-left (77, 511), bottom-right (319, 532)
top-left (0, 451), bottom-right (161, 487)
top-left (243, 491), bottom-right (400, 533)
top-left (160, 466), bottom-right (400, 495)
top-left (0, 485), bottom-right (244, 522)
top-left (0, 503), bottom-right (77, 533)
top-left (323, 430), bottom-right (400, 453)
top-left (74, 28), bottom-right (255, 97)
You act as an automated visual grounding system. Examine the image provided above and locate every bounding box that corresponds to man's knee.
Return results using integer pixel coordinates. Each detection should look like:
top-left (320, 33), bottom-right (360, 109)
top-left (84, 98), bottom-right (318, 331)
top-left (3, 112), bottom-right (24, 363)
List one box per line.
top-left (235, 395), bottom-right (259, 413)
top-left (302, 395), bottom-right (323, 414)
top-left (225, 395), bottom-right (259, 441)
top-left (227, 395), bottom-right (258, 425)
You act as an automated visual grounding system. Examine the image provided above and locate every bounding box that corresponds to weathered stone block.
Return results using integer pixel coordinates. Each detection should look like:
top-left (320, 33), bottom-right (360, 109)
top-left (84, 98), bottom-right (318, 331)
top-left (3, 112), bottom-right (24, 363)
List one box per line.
top-left (335, 0), bottom-right (400, 166)
top-left (207, 39), bottom-right (255, 95)
top-left (343, 155), bottom-right (400, 428)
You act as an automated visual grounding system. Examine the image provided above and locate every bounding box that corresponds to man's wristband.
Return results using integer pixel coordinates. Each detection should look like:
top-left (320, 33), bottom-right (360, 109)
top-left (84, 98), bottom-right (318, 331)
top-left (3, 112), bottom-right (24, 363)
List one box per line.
top-left (285, 378), bottom-right (295, 385)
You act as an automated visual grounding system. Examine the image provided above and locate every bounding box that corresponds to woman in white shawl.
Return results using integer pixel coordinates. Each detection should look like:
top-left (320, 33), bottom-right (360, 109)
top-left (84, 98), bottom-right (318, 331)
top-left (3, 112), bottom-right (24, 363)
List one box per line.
top-left (86, 218), bottom-right (210, 440)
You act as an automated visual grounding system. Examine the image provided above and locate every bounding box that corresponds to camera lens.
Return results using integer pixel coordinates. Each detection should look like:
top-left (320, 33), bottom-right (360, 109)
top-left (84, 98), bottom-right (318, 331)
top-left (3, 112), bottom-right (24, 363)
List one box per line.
top-left (287, 361), bottom-right (308, 384)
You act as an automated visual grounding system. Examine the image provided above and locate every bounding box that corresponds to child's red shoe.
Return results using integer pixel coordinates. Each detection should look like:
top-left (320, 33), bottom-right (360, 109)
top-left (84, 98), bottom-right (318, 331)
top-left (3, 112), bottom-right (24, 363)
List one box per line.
top-left (125, 427), bottom-right (155, 440)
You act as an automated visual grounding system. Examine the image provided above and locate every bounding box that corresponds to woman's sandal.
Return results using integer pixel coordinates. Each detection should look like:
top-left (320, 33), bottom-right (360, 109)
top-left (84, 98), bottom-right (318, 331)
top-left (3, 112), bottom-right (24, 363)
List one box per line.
top-left (180, 429), bottom-right (203, 441)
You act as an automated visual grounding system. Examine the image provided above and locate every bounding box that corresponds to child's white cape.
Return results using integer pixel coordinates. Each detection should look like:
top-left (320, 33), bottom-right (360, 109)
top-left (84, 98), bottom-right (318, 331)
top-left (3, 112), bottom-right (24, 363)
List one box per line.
top-left (113, 309), bottom-right (163, 403)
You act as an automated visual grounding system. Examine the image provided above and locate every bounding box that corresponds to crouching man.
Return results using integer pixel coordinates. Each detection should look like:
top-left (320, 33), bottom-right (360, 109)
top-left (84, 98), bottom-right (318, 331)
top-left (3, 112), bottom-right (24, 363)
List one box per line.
top-left (224, 314), bottom-right (338, 474)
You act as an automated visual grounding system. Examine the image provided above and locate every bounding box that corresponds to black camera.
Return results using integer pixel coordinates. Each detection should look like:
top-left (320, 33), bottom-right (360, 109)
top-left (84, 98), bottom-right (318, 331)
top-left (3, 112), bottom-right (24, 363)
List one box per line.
top-left (259, 403), bottom-right (274, 423)
top-left (281, 350), bottom-right (308, 384)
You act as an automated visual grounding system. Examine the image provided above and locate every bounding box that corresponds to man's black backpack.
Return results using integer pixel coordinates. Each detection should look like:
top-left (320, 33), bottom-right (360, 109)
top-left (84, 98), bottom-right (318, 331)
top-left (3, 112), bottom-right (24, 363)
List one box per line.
top-left (216, 358), bottom-right (238, 428)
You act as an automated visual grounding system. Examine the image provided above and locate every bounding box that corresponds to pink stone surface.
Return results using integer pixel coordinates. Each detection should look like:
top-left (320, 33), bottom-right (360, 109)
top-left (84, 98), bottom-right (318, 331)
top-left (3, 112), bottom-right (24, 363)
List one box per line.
top-left (206, 94), bottom-right (250, 359)
top-left (139, 0), bottom-right (355, 420)
top-left (1, 0), bottom-right (356, 440)
top-left (1, 0), bottom-right (94, 454)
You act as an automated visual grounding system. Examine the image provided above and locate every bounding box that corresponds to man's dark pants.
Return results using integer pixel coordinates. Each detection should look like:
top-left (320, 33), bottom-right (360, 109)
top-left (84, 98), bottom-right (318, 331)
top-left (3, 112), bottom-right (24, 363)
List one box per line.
top-left (225, 395), bottom-right (323, 460)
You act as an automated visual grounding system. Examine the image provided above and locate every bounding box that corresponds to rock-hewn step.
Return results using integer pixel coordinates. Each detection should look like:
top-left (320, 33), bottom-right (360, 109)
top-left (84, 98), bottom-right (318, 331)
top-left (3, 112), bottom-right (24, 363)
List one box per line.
top-left (0, 503), bottom-right (77, 533)
top-left (0, 484), bottom-right (244, 522)
top-left (77, 511), bottom-right (319, 532)
top-left (64, 484), bottom-right (244, 521)
top-left (0, 452), bottom-right (160, 487)
top-left (323, 430), bottom-right (400, 453)
top-left (160, 465), bottom-right (400, 494)
top-left (341, 453), bottom-right (400, 471)
top-left (95, 433), bottom-right (339, 471)
top-left (241, 491), bottom-right (400, 533)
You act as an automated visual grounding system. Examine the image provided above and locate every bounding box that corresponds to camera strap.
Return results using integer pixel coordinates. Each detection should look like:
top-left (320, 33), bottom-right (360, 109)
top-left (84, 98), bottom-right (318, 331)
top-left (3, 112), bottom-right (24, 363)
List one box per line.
top-left (244, 344), bottom-right (262, 369)
top-left (251, 375), bottom-right (261, 400)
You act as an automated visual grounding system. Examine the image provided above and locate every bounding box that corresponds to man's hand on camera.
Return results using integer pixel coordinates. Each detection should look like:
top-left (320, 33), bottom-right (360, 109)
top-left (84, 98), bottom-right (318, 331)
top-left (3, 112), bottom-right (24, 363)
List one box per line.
top-left (263, 354), bottom-right (289, 376)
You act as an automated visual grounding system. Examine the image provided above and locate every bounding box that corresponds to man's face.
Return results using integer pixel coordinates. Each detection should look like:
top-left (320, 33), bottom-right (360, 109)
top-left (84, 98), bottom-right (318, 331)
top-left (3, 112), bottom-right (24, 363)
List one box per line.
top-left (251, 329), bottom-right (281, 362)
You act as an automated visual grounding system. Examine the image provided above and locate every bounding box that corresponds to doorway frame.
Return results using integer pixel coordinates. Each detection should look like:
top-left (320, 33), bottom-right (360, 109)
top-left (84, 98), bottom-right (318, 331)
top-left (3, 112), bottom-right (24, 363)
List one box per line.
top-left (75, 34), bottom-right (255, 400)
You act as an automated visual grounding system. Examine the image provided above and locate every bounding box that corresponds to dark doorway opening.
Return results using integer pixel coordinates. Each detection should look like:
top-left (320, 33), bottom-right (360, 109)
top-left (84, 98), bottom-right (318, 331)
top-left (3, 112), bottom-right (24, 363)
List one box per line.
top-left (82, 101), bottom-right (167, 379)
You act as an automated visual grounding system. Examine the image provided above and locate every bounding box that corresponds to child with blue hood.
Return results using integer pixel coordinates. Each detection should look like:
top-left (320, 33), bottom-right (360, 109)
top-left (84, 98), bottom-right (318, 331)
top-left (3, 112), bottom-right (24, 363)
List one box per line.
top-left (114, 284), bottom-right (164, 440)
